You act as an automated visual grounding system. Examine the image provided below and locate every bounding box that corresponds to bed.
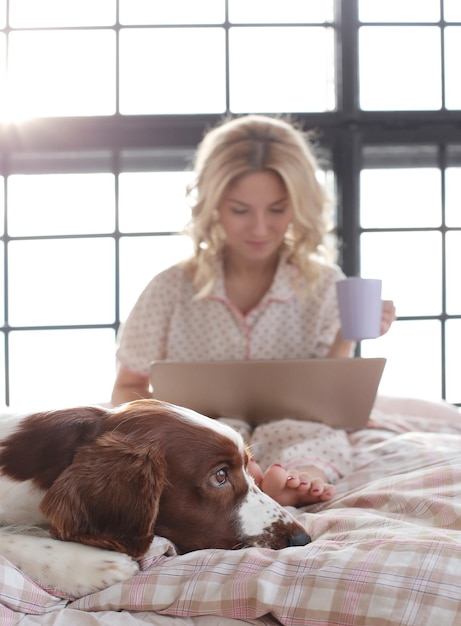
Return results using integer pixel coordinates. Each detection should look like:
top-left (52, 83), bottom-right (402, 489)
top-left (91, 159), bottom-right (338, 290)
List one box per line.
top-left (2, 395), bottom-right (461, 626)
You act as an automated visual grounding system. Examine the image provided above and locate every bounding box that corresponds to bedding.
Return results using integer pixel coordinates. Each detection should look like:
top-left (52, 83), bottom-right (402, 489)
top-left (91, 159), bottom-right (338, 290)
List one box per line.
top-left (1, 395), bottom-right (461, 626)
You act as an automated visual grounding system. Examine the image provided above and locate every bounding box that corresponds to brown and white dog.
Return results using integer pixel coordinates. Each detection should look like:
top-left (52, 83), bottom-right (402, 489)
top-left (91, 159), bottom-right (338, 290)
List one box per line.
top-left (0, 399), bottom-right (310, 597)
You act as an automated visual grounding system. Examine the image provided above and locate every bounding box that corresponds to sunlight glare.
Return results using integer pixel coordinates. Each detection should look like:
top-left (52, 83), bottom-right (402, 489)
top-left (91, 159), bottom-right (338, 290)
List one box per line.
top-left (359, 0), bottom-right (440, 22)
top-left (360, 26), bottom-right (442, 111)
top-left (9, 0), bottom-right (115, 27)
top-left (5, 30), bottom-right (115, 121)
top-left (229, 0), bottom-right (334, 23)
top-left (0, 33), bottom-right (5, 120)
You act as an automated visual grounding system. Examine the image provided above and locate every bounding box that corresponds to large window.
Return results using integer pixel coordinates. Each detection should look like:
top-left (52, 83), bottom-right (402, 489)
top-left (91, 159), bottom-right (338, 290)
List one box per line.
top-left (1, 0), bottom-right (460, 408)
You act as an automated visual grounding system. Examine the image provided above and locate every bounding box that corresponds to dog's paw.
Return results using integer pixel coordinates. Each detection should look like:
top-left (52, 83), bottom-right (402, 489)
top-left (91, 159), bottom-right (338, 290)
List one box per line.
top-left (0, 531), bottom-right (140, 598)
top-left (64, 550), bottom-right (140, 597)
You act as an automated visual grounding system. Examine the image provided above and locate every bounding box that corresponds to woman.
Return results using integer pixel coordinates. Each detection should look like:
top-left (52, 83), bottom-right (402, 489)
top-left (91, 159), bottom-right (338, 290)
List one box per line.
top-left (112, 115), bottom-right (395, 507)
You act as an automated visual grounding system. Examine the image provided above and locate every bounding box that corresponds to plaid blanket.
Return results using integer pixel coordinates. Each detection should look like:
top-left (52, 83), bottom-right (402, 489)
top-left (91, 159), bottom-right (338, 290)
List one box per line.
top-left (2, 398), bottom-right (461, 626)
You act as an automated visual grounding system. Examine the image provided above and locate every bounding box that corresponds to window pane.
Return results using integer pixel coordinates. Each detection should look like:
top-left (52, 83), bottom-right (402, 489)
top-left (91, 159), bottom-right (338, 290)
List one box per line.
top-left (0, 333), bottom-right (4, 405)
top-left (445, 27), bottom-right (461, 111)
top-left (361, 319), bottom-right (442, 401)
top-left (444, 0), bottom-right (461, 21)
top-left (230, 26), bottom-right (335, 113)
top-left (119, 235), bottom-right (193, 320)
top-left (8, 329), bottom-right (116, 408)
top-left (119, 172), bottom-right (193, 233)
top-left (8, 238), bottom-right (115, 325)
top-left (446, 232), bottom-right (461, 315)
top-left (7, 30), bottom-right (115, 119)
top-left (0, 175), bottom-right (3, 236)
top-left (229, 0), bottom-right (334, 23)
top-left (0, 33), bottom-right (5, 120)
top-left (445, 320), bottom-right (461, 404)
top-left (360, 231), bottom-right (442, 316)
top-left (9, 0), bottom-right (115, 27)
top-left (359, 26), bottom-right (442, 111)
top-left (8, 173), bottom-right (115, 236)
top-left (359, 0), bottom-right (440, 22)
top-left (0, 241), bottom-right (3, 324)
top-left (119, 28), bottom-right (226, 114)
top-left (445, 167), bottom-right (461, 226)
top-left (120, 0), bottom-right (224, 25)
top-left (360, 168), bottom-right (441, 228)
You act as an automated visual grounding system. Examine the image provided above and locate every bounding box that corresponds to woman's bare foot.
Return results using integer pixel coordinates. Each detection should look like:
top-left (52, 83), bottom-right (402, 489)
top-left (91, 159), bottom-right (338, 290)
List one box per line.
top-left (248, 460), bottom-right (335, 507)
top-left (247, 458), bottom-right (264, 486)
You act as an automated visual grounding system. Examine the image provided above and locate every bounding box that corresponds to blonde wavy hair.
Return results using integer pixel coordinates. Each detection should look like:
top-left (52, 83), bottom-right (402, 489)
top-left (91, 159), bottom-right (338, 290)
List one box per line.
top-left (183, 114), bottom-right (336, 296)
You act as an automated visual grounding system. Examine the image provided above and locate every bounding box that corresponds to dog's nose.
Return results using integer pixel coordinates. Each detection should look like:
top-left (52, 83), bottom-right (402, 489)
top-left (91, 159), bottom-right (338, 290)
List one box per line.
top-left (287, 530), bottom-right (311, 547)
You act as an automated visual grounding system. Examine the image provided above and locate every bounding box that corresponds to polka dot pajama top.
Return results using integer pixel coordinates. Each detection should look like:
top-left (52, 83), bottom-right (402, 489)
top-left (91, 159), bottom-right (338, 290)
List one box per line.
top-left (116, 254), bottom-right (353, 480)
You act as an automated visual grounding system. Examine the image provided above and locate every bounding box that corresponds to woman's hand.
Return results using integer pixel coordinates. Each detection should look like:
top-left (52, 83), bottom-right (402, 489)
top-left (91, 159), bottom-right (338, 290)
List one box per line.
top-left (328, 299), bottom-right (396, 357)
top-left (380, 300), bottom-right (396, 336)
top-left (111, 365), bottom-right (151, 407)
top-left (327, 332), bottom-right (355, 357)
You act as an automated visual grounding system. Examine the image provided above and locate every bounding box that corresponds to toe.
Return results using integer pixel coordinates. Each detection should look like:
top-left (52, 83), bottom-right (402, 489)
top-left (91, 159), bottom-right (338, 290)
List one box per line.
top-left (309, 478), bottom-right (324, 496)
top-left (247, 458), bottom-right (264, 487)
top-left (320, 485), bottom-right (336, 501)
top-left (286, 473), bottom-right (302, 489)
top-left (261, 464), bottom-right (290, 497)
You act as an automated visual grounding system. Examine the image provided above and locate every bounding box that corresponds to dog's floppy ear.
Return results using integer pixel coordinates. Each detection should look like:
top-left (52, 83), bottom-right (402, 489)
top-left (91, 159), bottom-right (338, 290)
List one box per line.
top-left (0, 406), bottom-right (108, 489)
top-left (40, 432), bottom-right (166, 558)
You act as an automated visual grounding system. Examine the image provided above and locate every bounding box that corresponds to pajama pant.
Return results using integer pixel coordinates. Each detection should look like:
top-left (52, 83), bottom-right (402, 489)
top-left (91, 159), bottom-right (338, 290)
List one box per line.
top-left (220, 418), bottom-right (352, 484)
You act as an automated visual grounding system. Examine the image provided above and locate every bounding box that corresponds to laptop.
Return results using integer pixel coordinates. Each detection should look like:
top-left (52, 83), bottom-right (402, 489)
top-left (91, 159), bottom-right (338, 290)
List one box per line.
top-left (150, 358), bottom-right (386, 431)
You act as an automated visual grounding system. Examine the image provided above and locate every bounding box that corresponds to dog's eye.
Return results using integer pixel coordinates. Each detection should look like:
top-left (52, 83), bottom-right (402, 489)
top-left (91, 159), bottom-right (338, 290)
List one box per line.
top-left (211, 467), bottom-right (228, 487)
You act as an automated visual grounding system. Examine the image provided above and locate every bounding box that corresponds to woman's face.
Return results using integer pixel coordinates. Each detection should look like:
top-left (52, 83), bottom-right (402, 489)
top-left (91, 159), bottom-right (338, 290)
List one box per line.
top-left (217, 170), bottom-right (293, 264)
